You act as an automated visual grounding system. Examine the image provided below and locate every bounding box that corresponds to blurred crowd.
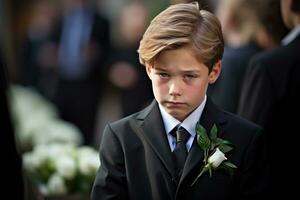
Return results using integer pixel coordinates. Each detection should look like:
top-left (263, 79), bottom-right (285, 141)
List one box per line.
top-left (9, 0), bottom-right (300, 160)
top-left (2, 0), bottom-right (300, 198)
top-left (14, 0), bottom-right (158, 146)
top-left (12, 0), bottom-right (213, 147)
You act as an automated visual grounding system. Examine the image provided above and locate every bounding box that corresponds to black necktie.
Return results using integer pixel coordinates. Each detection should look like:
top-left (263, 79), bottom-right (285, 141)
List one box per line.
top-left (172, 126), bottom-right (190, 179)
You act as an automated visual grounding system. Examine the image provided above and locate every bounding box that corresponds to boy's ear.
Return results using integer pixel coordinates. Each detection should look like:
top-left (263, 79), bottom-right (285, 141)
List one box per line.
top-left (145, 64), bottom-right (153, 79)
top-left (208, 60), bottom-right (222, 84)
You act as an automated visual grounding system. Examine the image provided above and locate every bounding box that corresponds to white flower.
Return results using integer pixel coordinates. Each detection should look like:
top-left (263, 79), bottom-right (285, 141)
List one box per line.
top-left (47, 173), bottom-right (67, 195)
top-left (23, 153), bottom-right (43, 171)
top-left (208, 147), bottom-right (227, 168)
top-left (54, 155), bottom-right (77, 179)
top-left (9, 85), bottom-right (58, 125)
top-left (46, 144), bottom-right (74, 160)
top-left (9, 85), bottom-right (83, 150)
top-left (23, 145), bottom-right (50, 171)
top-left (38, 184), bottom-right (49, 195)
top-left (77, 147), bottom-right (100, 176)
top-left (22, 143), bottom-right (99, 196)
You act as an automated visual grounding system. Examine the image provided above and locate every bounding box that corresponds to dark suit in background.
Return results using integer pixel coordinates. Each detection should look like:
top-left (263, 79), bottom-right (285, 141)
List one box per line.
top-left (238, 34), bottom-right (300, 196)
top-left (54, 6), bottom-right (110, 145)
top-left (92, 98), bottom-right (269, 200)
top-left (208, 43), bottom-right (261, 113)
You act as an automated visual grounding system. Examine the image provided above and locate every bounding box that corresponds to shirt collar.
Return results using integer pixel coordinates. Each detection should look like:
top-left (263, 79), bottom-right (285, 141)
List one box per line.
top-left (282, 25), bottom-right (300, 46)
top-left (159, 95), bottom-right (207, 137)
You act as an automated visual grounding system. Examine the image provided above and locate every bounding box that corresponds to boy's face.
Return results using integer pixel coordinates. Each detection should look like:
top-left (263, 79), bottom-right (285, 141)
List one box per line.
top-left (146, 46), bottom-right (221, 122)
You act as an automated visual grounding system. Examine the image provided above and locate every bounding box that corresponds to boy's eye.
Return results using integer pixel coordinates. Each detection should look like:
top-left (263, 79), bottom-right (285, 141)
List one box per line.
top-left (158, 73), bottom-right (170, 79)
top-left (184, 74), bottom-right (197, 80)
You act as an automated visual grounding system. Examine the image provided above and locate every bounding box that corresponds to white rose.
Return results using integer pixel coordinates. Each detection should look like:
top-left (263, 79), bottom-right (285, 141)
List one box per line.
top-left (208, 148), bottom-right (227, 168)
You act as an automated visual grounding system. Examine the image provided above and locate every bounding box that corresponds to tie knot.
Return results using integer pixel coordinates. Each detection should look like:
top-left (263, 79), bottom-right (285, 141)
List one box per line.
top-left (175, 126), bottom-right (190, 144)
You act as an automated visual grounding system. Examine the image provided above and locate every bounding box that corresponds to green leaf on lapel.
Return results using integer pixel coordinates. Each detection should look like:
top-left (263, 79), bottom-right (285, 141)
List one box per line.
top-left (220, 161), bottom-right (237, 176)
top-left (210, 124), bottom-right (218, 143)
top-left (191, 123), bottom-right (237, 187)
top-left (218, 144), bottom-right (233, 153)
top-left (223, 161), bottom-right (237, 169)
top-left (196, 123), bottom-right (210, 150)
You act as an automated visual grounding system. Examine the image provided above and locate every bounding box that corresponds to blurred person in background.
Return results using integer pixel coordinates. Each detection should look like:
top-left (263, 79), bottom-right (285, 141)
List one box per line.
top-left (18, 0), bottom-right (60, 100)
top-left (93, 1), bottom-right (153, 147)
top-left (238, 0), bottom-right (300, 196)
top-left (207, 0), bottom-right (288, 113)
top-left (54, 0), bottom-right (111, 145)
top-left (207, 0), bottom-right (261, 113)
top-left (171, 0), bottom-right (218, 12)
top-left (252, 0), bottom-right (289, 49)
top-left (106, 1), bottom-right (153, 117)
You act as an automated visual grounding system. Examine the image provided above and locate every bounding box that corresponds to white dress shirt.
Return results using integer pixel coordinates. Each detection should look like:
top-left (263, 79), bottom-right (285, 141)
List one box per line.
top-left (159, 95), bottom-right (207, 152)
top-left (281, 25), bottom-right (300, 46)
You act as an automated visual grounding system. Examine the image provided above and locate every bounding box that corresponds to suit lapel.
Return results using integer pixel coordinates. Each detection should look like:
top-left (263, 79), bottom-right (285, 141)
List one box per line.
top-left (133, 100), bottom-right (176, 178)
top-left (131, 98), bottom-right (228, 188)
top-left (179, 97), bottom-right (227, 186)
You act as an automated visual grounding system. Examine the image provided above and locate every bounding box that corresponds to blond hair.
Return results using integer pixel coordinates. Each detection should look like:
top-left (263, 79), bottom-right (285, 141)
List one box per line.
top-left (138, 2), bottom-right (224, 72)
top-left (217, 0), bottom-right (258, 46)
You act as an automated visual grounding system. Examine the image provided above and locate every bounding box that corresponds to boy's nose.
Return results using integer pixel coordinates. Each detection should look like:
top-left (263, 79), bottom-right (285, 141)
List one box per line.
top-left (169, 80), bottom-right (183, 96)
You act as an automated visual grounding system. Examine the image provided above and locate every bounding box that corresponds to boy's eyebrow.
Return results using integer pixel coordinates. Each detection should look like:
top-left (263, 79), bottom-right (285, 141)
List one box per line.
top-left (154, 67), bottom-right (201, 73)
top-left (154, 67), bottom-right (168, 71)
top-left (182, 70), bottom-right (201, 73)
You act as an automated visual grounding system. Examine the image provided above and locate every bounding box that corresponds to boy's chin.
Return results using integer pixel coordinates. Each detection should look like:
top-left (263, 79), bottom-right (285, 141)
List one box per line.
top-left (167, 110), bottom-right (189, 122)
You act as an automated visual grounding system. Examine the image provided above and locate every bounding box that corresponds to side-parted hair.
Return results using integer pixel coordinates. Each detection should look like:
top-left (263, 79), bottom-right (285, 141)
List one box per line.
top-left (138, 1), bottom-right (224, 72)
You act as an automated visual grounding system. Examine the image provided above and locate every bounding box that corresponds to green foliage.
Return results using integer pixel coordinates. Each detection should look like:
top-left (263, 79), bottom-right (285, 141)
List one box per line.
top-left (191, 123), bottom-right (237, 186)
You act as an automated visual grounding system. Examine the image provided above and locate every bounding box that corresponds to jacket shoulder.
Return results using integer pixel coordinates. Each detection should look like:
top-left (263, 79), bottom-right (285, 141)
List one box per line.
top-left (224, 111), bottom-right (261, 130)
top-left (108, 112), bottom-right (140, 131)
top-left (220, 111), bottom-right (263, 142)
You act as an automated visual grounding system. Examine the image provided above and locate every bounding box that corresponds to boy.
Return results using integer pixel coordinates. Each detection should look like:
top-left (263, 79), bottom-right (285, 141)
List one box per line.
top-left (92, 2), bottom-right (269, 199)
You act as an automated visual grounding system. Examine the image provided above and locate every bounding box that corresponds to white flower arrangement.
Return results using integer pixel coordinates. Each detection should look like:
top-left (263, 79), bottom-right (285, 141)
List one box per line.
top-left (23, 143), bottom-right (100, 196)
top-left (8, 85), bottom-right (83, 150)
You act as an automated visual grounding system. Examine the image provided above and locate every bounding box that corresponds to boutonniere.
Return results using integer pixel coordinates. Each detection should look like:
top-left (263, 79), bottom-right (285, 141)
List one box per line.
top-left (191, 123), bottom-right (237, 186)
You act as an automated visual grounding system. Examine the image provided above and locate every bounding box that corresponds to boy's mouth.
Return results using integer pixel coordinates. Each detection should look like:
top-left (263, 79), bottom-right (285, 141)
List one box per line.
top-left (165, 101), bottom-right (186, 107)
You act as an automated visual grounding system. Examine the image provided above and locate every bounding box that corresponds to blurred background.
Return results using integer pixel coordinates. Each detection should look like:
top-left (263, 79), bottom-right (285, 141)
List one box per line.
top-left (1, 0), bottom-right (290, 199)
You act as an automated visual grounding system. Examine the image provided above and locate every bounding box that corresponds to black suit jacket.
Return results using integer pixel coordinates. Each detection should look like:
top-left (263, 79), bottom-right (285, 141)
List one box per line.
top-left (238, 35), bottom-right (300, 196)
top-left (92, 98), bottom-right (269, 200)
